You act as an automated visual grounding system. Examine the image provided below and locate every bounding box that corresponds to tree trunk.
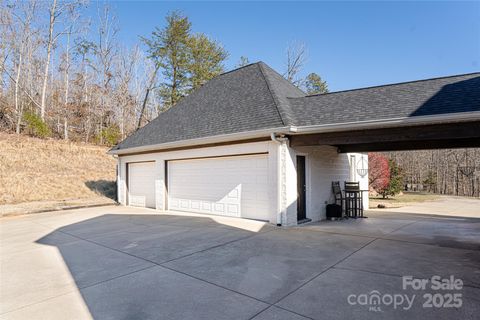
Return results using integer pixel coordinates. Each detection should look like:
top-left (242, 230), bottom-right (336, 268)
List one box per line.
top-left (40, 0), bottom-right (57, 121)
top-left (14, 52), bottom-right (23, 134)
top-left (63, 28), bottom-right (70, 140)
top-left (137, 65), bottom-right (159, 129)
top-left (16, 103), bottom-right (24, 135)
top-left (456, 168), bottom-right (459, 196)
top-left (64, 117), bottom-right (68, 140)
top-left (137, 88), bottom-right (151, 129)
top-left (172, 66), bottom-right (177, 107)
top-left (83, 65), bottom-right (90, 143)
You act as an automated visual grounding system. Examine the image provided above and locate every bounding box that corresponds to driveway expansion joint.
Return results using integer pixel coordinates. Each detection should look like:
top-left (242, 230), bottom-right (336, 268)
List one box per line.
top-left (7, 207), bottom-right (477, 320)
top-left (271, 237), bottom-right (378, 306)
top-left (385, 219), bottom-right (420, 235)
top-left (330, 266), bottom-right (480, 290)
top-left (31, 221), bottom-right (283, 309)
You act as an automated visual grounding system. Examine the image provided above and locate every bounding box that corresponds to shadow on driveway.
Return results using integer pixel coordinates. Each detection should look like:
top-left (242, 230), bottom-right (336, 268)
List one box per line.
top-left (2, 210), bottom-right (478, 319)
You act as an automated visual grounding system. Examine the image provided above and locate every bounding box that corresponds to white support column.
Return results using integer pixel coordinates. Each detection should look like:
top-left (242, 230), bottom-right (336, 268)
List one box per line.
top-left (276, 140), bottom-right (288, 226)
top-left (284, 144), bottom-right (298, 226)
top-left (117, 157), bottom-right (127, 205)
top-left (155, 160), bottom-right (165, 211)
top-left (115, 156), bottom-right (120, 203)
top-left (274, 137), bottom-right (299, 226)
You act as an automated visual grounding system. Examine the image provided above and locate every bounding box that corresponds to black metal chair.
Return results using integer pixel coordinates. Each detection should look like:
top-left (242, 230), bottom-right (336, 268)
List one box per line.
top-left (344, 181), bottom-right (363, 218)
top-left (332, 181), bottom-right (344, 216)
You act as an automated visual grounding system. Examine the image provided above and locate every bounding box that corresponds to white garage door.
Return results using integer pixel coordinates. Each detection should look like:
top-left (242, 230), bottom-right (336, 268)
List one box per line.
top-left (128, 162), bottom-right (155, 208)
top-left (168, 154), bottom-right (270, 221)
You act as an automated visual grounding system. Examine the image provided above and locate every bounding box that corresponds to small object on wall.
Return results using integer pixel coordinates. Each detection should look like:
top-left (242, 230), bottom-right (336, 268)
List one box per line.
top-left (356, 156), bottom-right (368, 178)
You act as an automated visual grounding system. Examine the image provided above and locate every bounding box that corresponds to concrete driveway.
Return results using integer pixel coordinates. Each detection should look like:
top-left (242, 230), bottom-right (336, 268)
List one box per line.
top-left (1, 205), bottom-right (479, 320)
top-left (373, 196), bottom-right (480, 218)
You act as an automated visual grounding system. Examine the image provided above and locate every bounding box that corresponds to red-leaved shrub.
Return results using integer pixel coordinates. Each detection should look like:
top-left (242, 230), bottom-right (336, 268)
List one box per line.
top-left (368, 152), bottom-right (390, 194)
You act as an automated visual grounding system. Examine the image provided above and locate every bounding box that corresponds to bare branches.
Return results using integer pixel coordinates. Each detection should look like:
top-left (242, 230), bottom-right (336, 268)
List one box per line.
top-left (387, 149), bottom-right (480, 197)
top-left (3, 4), bottom-right (232, 145)
top-left (137, 64), bottom-right (160, 130)
top-left (2, 66), bottom-right (41, 109)
top-left (284, 41), bottom-right (307, 86)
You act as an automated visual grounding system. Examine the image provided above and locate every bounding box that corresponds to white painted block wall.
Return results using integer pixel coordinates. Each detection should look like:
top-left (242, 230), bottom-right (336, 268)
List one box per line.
top-left (290, 145), bottom-right (368, 222)
top-left (117, 141), bottom-right (280, 223)
top-left (117, 140), bottom-right (367, 225)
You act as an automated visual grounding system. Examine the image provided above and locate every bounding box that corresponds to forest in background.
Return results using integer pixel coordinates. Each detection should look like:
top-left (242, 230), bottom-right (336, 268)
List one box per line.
top-left (0, 0), bottom-right (327, 145)
top-left (388, 149), bottom-right (480, 198)
top-left (369, 150), bottom-right (480, 198)
top-left (1, 0), bottom-right (478, 198)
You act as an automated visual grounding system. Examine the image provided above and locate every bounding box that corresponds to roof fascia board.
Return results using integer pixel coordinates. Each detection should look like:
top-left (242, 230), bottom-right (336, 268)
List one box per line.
top-left (108, 126), bottom-right (291, 155)
top-left (109, 112), bottom-right (480, 155)
top-left (291, 111), bottom-right (480, 134)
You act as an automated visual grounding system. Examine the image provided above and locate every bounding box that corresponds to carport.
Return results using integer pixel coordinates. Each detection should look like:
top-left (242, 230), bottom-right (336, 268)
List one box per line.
top-left (290, 120), bottom-right (480, 152)
top-left (280, 72), bottom-right (480, 226)
top-left (287, 72), bottom-right (480, 153)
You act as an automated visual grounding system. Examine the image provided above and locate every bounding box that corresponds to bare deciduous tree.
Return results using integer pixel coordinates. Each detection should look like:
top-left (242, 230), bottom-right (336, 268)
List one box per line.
top-left (386, 149), bottom-right (480, 197)
top-left (39, 0), bottom-right (83, 121)
top-left (137, 64), bottom-right (160, 129)
top-left (284, 41), bottom-right (307, 86)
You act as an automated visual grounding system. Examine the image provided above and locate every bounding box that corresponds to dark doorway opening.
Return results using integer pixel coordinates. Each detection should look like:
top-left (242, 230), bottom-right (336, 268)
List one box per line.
top-left (296, 155), bottom-right (307, 222)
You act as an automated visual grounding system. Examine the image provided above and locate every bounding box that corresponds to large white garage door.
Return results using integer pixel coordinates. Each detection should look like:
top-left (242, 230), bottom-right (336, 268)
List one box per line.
top-left (128, 162), bottom-right (155, 208)
top-left (168, 154), bottom-right (270, 221)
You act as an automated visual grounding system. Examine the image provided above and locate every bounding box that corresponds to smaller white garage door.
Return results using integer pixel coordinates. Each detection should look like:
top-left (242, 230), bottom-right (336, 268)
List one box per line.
top-left (167, 154), bottom-right (270, 221)
top-left (128, 162), bottom-right (155, 208)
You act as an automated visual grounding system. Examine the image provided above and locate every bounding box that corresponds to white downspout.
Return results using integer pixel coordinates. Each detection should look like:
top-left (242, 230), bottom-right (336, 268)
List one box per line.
top-left (271, 133), bottom-right (289, 226)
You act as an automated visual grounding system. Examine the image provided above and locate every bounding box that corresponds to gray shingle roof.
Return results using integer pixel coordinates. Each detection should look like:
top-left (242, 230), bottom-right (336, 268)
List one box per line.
top-left (113, 62), bottom-right (480, 152)
top-left (258, 62), bottom-right (305, 124)
top-left (288, 72), bottom-right (480, 126)
top-left (112, 62), bottom-right (302, 151)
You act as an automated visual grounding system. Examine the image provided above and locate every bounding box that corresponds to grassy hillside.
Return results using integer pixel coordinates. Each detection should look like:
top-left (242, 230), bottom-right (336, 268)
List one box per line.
top-left (0, 133), bottom-right (116, 205)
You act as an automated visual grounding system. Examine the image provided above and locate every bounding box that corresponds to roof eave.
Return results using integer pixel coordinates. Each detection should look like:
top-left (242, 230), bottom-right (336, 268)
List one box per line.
top-left (108, 126), bottom-right (293, 155)
top-left (109, 111), bottom-right (480, 156)
top-left (290, 111), bottom-right (480, 135)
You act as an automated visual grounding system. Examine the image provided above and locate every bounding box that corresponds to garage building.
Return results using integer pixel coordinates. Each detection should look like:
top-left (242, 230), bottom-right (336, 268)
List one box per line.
top-left (110, 62), bottom-right (480, 226)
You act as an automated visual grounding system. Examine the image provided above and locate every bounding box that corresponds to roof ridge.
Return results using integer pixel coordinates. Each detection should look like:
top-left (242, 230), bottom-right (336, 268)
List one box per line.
top-left (259, 62), bottom-right (306, 96)
top-left (257, 62), bottom-right (308, 126)
top-left (214, 61), bottom-right (262, 78)
top-left (257, 62), bottom-right (287, 126)
top-left (300, 71), bottom-right (480, 99)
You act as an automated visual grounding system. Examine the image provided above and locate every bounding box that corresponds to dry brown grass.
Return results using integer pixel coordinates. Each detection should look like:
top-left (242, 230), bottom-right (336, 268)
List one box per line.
top-left (369, 192), bottom-right (441, 208)
top-left (0, 133), bottom-right (116, 204)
